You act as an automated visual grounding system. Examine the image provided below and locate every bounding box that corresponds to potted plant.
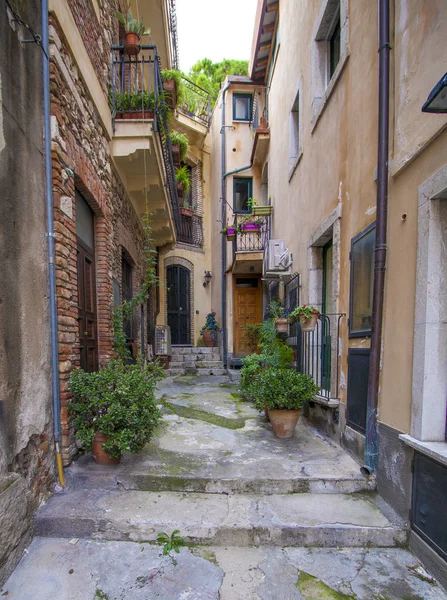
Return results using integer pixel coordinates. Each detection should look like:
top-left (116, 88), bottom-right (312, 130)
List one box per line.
top-left (200, 311), bottom-right (220, 347)
top-left (253, 368), bottom-right (319, 438)
top-left (248, 197), bottom-right (273, 217)
top-left (69, 358), bottom-right (163, 465)
top-left (161, 69), bottom-right (183, 109)
top-left (239, 213), bottom-right (264, 232)
top-left (176, 165), bottom-right (191, 198)
top-left (289, 305), bottom-right (320, 332)
top-left (116, 11), bottom-right (151, 56)
top-left (220, 221), bottom-right (236, 240)
top-left (269, 299), bottom-right (289, 334)
top-left (170, 131), bottom-right (189, 167)
top-left (114, 91), bottom-right (156, 120)
top-left (180, 200), bottom-right (195, 217)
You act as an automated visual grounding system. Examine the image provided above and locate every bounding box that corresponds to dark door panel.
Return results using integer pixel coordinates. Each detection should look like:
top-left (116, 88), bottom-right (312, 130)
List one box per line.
top-left (347, 348), bottom-right (370, 434)
top-left (77, 239), bottom-right (98, 372)
top-left (167, 265), bottom-right (191, 345)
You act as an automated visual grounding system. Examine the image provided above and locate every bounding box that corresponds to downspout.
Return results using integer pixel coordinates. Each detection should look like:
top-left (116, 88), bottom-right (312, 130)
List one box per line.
top-left (364, 0), bottom-right (390, 474)
top-left (220, 82), bottom-right (231, 368)
top-left (42, 0), bottom-right (65, 486)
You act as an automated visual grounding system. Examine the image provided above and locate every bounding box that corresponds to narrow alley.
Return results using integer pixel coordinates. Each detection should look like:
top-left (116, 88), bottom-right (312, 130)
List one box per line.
top-left (2, 375), bottom-right (445, 599)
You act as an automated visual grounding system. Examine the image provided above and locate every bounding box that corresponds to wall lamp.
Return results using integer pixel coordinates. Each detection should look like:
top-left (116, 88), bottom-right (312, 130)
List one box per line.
top-left (422, 72), bottom-right (447, 113)
top-left (203, 271), bottom-right (212, 287)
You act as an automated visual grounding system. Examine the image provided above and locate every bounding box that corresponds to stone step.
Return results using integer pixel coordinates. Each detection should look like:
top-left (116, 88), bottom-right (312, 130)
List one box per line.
top-left (196, 368), bottom-right (227, 376)
top-left (171, 347), bottom-right (221, 356)
top-left (35, 490), bottom-right (407, 548)
top-left (169, 360), bottom-right (223, 369)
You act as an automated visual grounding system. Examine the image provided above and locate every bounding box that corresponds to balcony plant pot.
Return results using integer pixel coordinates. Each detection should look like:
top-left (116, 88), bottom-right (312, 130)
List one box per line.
top-left (226, 227), bottom-right (236, 241)
top-left (241, 222), bottom-right (261, 232)
top-left (177, 182), bottom-right (184, 197)
top-left (268, 409), bottom-right (301, 439)
top-left (202, 329), bottom-right (217, 347)
top-left (180, 206), bottom-right (194, 217)
top-left (252, 205), bottom-right (273, 217)
top-left (124, 32), bottom-right (141, 56)
top-left (163, 79), bottom-right (177, 109)
top-left (299, 312), bottom-right (319, 332)
top-left (92, 432), bottom-right (119, 466)
top-left (275, 318), bottom-right (289, 334)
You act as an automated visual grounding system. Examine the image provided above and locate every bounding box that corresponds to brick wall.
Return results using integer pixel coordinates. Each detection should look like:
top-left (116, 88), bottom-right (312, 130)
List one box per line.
top-left (49, 16), bottom-right (147, 464)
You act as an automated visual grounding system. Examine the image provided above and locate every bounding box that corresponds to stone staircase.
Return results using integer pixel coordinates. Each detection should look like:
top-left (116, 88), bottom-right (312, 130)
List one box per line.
top-left (167, 346), bottom-right (226, 376)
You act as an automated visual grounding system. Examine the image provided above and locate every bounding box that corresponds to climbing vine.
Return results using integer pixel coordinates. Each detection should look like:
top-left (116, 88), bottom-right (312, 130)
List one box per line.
top-left (113, 213), bottom-right (160, 359)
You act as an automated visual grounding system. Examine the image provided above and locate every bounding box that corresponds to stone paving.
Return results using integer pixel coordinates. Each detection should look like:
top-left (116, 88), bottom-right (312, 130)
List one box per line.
top-left (2, 375), bottom-right (446, 599)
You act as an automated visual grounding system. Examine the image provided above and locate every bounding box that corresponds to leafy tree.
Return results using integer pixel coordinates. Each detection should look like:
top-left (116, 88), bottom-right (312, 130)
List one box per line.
top-left (186, 58), bottom-right (249, 105)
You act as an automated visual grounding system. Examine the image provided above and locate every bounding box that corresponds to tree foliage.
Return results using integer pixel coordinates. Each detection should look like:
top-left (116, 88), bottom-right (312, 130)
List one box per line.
top-left (187, 58), bottom-right (249, 105)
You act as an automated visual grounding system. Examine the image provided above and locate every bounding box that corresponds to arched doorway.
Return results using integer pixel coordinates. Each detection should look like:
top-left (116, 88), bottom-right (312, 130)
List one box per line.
top-left (167, 265), bottom-right (191, 345)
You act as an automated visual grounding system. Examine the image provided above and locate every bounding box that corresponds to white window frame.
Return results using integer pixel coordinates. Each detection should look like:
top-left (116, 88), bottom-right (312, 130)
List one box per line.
top-left (289, 77), bottom-right (303, 181)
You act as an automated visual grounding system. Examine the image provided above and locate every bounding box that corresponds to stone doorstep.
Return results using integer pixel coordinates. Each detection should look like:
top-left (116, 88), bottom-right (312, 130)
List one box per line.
top-left (169, 361), bottom-right (223, 369)
top-left (35, 489), bottom-right (407, 549)
top-left (171, 347), bottom-right (221, 356)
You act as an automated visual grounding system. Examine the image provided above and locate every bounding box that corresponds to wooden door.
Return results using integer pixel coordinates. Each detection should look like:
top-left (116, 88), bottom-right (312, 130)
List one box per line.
top-left (234, 276), bottom-right (262, 357)
top-left (167, 265), bottom-right (191, 345)
top-left (77, 239), bottom-right (98, 372)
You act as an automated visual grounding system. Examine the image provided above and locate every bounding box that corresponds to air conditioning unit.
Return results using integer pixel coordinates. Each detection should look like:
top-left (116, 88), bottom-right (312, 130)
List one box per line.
top-left (263, 239), bottom-right (293, 278)
top-left (155, 325), bottom-right (172, 356)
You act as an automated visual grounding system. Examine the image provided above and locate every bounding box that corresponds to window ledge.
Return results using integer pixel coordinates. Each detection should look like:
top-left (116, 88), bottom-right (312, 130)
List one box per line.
top-left (288, 150), bottom-right (303, 182)
top-left (311, 51), bottom-right (350, 133)
top-left (398, 434), bottom-right (447, 467)
top-left (312, 394), bottom-right (340, 408)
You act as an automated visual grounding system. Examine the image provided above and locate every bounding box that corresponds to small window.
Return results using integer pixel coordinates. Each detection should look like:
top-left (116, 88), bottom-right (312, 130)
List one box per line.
top-left (233, 93), bottom-right (252, 121)
top-left (329, 12), bottom-right (341, 78)
top-left (289, 90), bottom-right (300, 172)
top-left (349, 223), bottom-right (375, 337)
top-left (233, 178), bottom-right (252, 213)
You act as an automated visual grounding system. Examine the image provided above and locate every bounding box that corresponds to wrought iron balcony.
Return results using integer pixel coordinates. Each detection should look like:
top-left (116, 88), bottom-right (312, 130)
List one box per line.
top-left (177, 213), bottom-right (204, 247)
top-left (178, 75), bottom-right (211, 128)
top-left (292, 313), bottom-right (345, 403)
top-left (232, 214), bottom-right (269, 255)
top-left (110, 45), bottom-right (180, 237)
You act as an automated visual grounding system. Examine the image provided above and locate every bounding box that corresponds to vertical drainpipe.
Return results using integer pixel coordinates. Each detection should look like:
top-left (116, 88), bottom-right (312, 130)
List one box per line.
top-left (221, 82), bottom-right (231, 368)
top-left (42, 0), bottom-right (65, 486)
top-left (364, 0), bottom-right (390, 474)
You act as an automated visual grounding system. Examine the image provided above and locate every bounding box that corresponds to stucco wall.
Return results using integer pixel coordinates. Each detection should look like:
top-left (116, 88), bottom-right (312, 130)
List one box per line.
top-left (0, 0), bottom-right (54, 584)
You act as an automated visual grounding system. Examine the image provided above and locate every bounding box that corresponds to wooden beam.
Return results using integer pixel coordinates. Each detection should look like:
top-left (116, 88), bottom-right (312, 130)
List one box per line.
top-left (256, 57), bottom-right (268, 67)
top-left (259, 42), bottom-right (271, 52)
top-left (262, 22), bottom-right (275, 34)
top-left (266, 1), bottom-right (278, 13)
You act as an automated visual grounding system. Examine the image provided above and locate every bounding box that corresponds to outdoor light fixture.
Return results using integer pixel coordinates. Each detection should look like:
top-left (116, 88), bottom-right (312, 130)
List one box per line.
top-left (422, 72), bottom-right (447, 113)
top-left (203, 271), bottom-right (212, 287)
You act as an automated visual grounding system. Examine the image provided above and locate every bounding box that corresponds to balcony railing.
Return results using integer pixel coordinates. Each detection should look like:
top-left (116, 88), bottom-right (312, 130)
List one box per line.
top-left (292, 313), bottom-right (345, 401)
top-left (232, 214), bottom-right (269, 256)
top-left (250, 91), bottom-right (269, 132)
top-left (178, 75), bottom-right (211, 128)
top-left (167, 0), bottom-right (180, 70)
top-left (110, 45), bottom-right (180, 235)
top-left (177, 214), bottom-right (204, 247)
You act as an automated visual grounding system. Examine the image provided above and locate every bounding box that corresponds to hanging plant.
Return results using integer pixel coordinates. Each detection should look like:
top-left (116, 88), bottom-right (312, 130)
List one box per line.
top-left (117, 10), bottom-right (151, 56)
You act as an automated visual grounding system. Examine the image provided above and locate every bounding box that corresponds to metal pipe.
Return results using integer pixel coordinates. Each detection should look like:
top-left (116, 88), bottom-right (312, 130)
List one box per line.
top-left (364, 0), bottom-right (390, 473)
top-left (42, 0), bottom-right (65, 486)
top-left (220, 81), bottom-right (231, 368)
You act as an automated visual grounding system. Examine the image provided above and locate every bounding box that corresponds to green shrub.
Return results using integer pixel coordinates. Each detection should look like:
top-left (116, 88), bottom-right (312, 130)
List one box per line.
top-left (240, 353), bottom-right (265, 400)
top-left (170, 131), bottom-right (190, 161)
top-left (175, 165), bottom-right (191, 196)
top-left (244, 322), bottom-right (262, 353)
top-left (252, 368), bottom-right (319, 412)
top-left (69, 359), bottom-right (164, 459)
top-left (161, 69), bottom-right (184, 106)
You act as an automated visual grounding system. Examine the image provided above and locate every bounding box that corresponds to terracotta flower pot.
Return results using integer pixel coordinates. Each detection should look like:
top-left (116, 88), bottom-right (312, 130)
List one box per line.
top-left (299, 312), bottom-right (319, 332)
top-left (202, 329), bottom-right (217, 347)
top-left (268, 409), bottom-right (301, 439)
top-left (163, 79), bottom-right (177, 108)
top-left (91, 432), bottom-right (119, 466)
top-left (264, 407), bottom-right (270, 421)
top-left (180, 206), bottom-right (194, 217)
top-left (275, 318), bottom-right (289, 334)
top-left (124, 32), bottom-right (141, 56)
top-left (172, 144), bottom-right (181, 166)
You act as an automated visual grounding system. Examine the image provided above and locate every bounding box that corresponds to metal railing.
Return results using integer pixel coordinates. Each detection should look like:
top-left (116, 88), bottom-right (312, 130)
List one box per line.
top-left (232, 214), bottom-right (269, 255)
top-left (110, 46), bottom-right (180, 235)
top-left (167, 0), bottom-right (180, 70)
top-left (250, 89), bottom-right (269, 132)
top-left (294, 313), bottom-right (345, 401)
top-left (177, 214), bottom-right (204, 247)
top-left (178, 75), bottom-right (211, 128)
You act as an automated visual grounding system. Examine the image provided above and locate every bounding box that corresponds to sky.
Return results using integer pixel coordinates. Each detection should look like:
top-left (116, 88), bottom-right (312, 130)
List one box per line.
top-left (176, 0), bottom-right (259, 74)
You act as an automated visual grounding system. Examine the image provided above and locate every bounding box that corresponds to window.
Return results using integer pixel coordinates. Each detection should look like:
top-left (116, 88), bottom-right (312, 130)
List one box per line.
top-left (289, 83), bottom-right (302, 178)
top-left (328, 9), bottom-right (341, 79)
top-left (233, 178), bottom-right (252, 213)
top-left (349, 223), bottom-right (375, 337)
top-left (233, 93), bottom-right (252, 121)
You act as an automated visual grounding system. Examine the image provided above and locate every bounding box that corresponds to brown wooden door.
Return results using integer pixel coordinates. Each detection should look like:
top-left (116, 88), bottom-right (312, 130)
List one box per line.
top-left (234, 276), bottom-right (263, 357)
top-left (77, 239), bottom-right (98, 372)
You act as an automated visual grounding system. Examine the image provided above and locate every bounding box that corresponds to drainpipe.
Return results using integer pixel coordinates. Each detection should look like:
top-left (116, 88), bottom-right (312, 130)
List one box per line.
top-left (42, 0), bottom-right (65, 486)
top-left (220, 82), bottom-right (231, 368)
top-left (364, 0), bottom-right (390, 474)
